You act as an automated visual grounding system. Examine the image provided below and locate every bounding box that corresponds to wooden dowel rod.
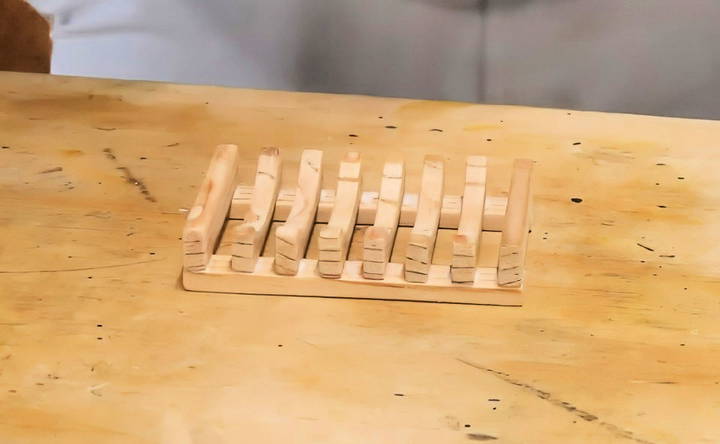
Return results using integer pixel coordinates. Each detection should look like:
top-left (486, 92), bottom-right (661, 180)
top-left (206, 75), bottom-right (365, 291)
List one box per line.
top-left (230, 186), bottom-right (506, 231)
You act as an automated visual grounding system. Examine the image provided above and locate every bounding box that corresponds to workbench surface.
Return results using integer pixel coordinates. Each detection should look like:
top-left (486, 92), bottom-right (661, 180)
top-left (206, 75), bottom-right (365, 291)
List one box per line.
top-left (1, 72), bottom-right (718, 443)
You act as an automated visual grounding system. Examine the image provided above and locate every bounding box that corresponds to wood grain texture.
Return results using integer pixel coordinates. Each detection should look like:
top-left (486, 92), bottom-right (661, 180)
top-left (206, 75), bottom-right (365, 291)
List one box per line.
top-left (498, 159), bottom-right (533, 287)
top-left (274, 149), bottom-right (323, 275)
top-left (405, 155), bottom-right (444, 283)
top-left (182, 144), bottom-right (239, 272)
top-left (231, 147), bottom-right (281, 272)
top-left (231, 187), bottom-right (507, 231)
top-left (451, 156), bottom-right (487, 283)
top-left (2, 72), bottom-right (720, 444)
top-left (185, 256), bottom-right (520, 305)
top-left (318, 152), bottom-right (362, 278)
top-left (363, 160), bottom-right (404, 279)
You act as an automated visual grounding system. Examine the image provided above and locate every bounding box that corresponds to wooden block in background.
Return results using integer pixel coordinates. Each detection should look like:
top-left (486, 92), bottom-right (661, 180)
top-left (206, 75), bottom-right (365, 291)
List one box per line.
top-left (0, 0), bottom-right (52, 73)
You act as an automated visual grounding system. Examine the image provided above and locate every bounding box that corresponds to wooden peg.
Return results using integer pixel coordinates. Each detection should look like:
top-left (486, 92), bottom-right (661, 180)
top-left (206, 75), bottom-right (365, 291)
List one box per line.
top-left (182, 144), bottom-right (240, 272)
top-left (318, 152), bottom-right (362, 278)
top-left (274, 149), bottom-right (323, 275)
top-left (231, 147), bottom-right (282, 272)
top-left (405, 155), bottom-right (444, 283)
top-left (498, 159), bottom-right (533, 287)
top-left (451, 156), bottom-right (487, 283)
top-left (363, 159), bottom-right (404, 279)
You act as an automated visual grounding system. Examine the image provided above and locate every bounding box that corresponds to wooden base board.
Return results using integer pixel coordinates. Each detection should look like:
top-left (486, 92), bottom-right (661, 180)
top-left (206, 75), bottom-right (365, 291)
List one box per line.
top-left (183, 255), bottom-right (522, 306)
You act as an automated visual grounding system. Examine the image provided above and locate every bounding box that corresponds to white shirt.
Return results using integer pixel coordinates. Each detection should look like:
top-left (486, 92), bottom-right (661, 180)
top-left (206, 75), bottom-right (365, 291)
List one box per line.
top-left (30, 0), bottom-right (720, 118)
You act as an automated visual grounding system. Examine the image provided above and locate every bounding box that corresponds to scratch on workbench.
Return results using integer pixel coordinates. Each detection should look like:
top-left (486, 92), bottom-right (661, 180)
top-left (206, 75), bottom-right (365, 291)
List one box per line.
top-left (39, 166), bottom-right (63, 174)
top-left (33, 224), bottom-right (115, 232)
top-left (89, 382), bottom-right (109, 397)
top-left (466, 433), bottom-right (497, 441)
top-left (456, 358), bottom-right (656, 444)
top-left (533, 285), bottom-right (639, 297)
top-left (116, 167), bottom-right (157, 202)
top-left (78, 295), bottom-right (103, 301)
top-left (85, 210), bottom-right (112, 219)
top-left (102, 148), bottom-right (157, 202)
top-left (298, 338), bottom-right (320, 348)
top-left (103, 148), bottom-right (117, 160)
top-left (0, 258), bottom-right (164, 274)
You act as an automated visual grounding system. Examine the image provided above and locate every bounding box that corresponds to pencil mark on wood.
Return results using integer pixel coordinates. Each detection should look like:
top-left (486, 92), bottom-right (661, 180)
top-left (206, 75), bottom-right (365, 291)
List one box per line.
top-left (276, 236), bottom-right (293, 247)
top-left (0, 258), bottom-right (163, 274)
top-left (102, 148), bottom-right (116, 160)
top-left (456, 358), bottom-right (655, 444)
top-left (257, 170), bottom-right (275, 179)
top-left (306, 160), bottom-right (319, 173)
top-left (116, 167), bottom-right (157, 202)
top-left (466, 433), bottom-right (498, 441)
top-left (84, 210), bottom-right (111, 219)
top-left (102, 148), bottom-right (157, 202)
top-left (39, 166), bottom-right (63, 174)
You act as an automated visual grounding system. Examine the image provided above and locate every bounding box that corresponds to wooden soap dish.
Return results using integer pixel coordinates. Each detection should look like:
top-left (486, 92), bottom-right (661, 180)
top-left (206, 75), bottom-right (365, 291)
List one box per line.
top-left (182, 145), bottom-right (533, 306)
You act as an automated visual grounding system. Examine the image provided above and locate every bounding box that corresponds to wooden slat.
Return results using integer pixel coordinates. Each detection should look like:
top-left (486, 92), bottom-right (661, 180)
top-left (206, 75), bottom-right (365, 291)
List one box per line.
top-left (451, 156), bottom-right (487, 283)
top-left (318, 152), bottom-right (362, 278)
top-left (405, 155), bottom-right (444, 283)
top-left (231, 147), bottom-right (282, 272)
top-left (363, 159), bottom-right (404, 279)
top-left (182, 144), bottom-right (239, 272)
top-left (274, 149), bottom-right (323, 275)
top-left (498, 159), bottom-right (533, 287)
top-left (230, 186), bottom-right (507, 231)
top-left (184, 256), bottom-right (522, 306)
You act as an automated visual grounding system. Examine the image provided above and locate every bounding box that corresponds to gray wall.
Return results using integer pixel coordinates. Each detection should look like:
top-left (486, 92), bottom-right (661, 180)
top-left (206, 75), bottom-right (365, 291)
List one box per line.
top-left (31, 0), bottom-right (720, 119)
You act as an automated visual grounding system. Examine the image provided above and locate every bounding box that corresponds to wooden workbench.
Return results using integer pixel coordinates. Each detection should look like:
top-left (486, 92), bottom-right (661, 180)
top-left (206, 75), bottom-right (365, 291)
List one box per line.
top-left (1, 72), bottom-right (718, 443)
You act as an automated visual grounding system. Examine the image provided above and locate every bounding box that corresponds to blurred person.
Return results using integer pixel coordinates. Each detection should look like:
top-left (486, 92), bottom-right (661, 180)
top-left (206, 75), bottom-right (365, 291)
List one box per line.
top-left (26, 0), bottom-right (720, 119)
